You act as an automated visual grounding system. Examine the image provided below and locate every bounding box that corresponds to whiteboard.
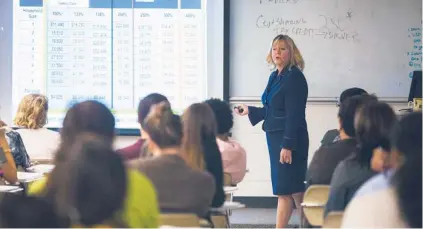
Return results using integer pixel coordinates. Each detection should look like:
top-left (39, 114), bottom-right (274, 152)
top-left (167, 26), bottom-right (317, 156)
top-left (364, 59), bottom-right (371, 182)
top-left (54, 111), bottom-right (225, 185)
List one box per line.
top-left (229, 0), bottom-right (422, 100)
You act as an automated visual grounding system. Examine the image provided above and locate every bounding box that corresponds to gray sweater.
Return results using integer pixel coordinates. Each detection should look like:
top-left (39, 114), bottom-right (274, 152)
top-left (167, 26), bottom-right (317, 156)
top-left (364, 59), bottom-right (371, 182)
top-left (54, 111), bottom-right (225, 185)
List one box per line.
top-left (130, 154), bottom-right (216, 217)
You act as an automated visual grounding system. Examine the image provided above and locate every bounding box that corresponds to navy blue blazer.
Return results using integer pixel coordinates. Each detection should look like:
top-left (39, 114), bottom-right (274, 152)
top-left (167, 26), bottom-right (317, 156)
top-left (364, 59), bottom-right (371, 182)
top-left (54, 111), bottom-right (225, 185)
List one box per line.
top-left (248, 66), bottom-right (308, 151)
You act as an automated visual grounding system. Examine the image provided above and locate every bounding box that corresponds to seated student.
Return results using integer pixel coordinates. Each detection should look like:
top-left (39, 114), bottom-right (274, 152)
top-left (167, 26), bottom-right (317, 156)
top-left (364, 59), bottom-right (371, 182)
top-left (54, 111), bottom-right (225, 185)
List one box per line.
top-left (129, 102), bottom-right (215, 218)
top-left (0, 194), bottom-right (63, 228)
top-left (117, 93), bottom-right (170, 160)
top-left (0, 130), bottom-right (17, 184)
top-left (28, 100), bottom-right (159, 228)
top-left (307, 95), bottom-right (377, 185)
top-left (204, 98), bottom-right (246, 185)
top-left (320, 88), bottom-right (368, 145)
top-left (46, 133), bottom-right (127, 227)
top-left (182, 103), bottom-right (225, 208)
top-left (341, 112), bottom-right (422, 228)
top-left (324, 101), bottom-right (397, 216)
top-left (13, 94), bottom-right (60, 161)
top-left (354, 111), bottom-right (422, 197)
top-left (0, 120), bottom-right (31, 170)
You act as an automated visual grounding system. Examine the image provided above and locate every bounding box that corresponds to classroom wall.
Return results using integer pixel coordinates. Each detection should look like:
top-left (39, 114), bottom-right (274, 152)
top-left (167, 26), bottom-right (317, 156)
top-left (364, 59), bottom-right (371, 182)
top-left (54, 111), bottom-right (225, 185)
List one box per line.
top-left (114, 101), bottom-right (408, 197)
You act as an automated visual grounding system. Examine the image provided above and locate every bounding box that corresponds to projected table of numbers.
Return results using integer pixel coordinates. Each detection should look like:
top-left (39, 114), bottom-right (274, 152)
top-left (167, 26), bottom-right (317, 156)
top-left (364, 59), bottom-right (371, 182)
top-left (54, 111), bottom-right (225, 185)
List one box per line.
top-left (12, 0), bottom-right (206, 128)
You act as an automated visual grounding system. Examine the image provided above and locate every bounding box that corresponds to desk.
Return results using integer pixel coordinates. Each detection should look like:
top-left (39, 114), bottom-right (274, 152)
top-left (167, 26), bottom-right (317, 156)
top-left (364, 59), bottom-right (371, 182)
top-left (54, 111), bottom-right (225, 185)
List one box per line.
top-left (210, 201), bottom-right (246, 212)
top-left (210, 201), bottom-right (246, 228)
top-left (0, 185), bottom-right (24, 193)
top-left (224, 186), bottom-right (238, 194)
top-left (26, 164), bottom-right (55, 174)
top-left (17, 172), bottom-right (44, 183)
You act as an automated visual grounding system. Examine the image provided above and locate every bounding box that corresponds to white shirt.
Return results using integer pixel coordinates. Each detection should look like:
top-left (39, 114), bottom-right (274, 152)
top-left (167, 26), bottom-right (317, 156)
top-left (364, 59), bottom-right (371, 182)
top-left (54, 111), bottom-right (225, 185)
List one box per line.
top-left (341, 188), bottom-right (408, 228)
top-left (16, 128), bottom-right (60, 160)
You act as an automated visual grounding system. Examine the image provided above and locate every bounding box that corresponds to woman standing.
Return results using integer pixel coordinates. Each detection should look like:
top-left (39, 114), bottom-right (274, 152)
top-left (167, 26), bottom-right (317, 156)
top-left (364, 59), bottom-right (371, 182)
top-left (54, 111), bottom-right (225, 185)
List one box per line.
top-left (235, 34), bottom-right (308, 227)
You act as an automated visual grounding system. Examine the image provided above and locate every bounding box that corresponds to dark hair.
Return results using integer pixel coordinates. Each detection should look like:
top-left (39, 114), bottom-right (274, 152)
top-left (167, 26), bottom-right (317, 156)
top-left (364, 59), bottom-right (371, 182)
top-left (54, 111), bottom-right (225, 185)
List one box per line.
top-left (389, 112), bottom-right (422, 227)
top-left (392, 152), bottom-right (422, 228)
top-left (182, 103), bottom-right (218, 170)
top-left (204, 98), bottom-right (233, 135)
top-left (354, 101), bottom-right (397, 166)
top-left (337, 95), bottom-right (378, 137)
top-left (142, 102), bottom-right (182, 148)
top-left (46, 133), bottom-right (126, 227)
top-left (390, 111), bottom-right (422, 159)
top-left (138, 93), bottom-right (170, 124)
top-left (0, 194), bottom-right (63, 228)
top-left (60, 100), bottom-right (115, 151)
top-left (337, 87), bottom-right (368, 106)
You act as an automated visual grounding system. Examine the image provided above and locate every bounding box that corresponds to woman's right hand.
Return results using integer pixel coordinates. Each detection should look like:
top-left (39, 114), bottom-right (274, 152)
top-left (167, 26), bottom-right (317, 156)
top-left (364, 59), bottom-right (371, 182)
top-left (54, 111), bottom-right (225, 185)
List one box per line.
top-left (234, 104), bottom-right (249, 116)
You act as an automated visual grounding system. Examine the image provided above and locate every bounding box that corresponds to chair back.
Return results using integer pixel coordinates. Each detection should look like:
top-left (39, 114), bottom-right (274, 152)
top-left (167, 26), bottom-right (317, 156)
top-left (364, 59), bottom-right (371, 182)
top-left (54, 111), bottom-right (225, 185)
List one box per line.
top-left (301, 185), bottom-right (330, 226)
top-left (223, 173), bottom-right (233, 201)
top-left (322, 211), bottom-right (344, 228)
top-left (159, 213), bottom-right (200, 227)
top-left (223, 173), bottom-right (232, 186)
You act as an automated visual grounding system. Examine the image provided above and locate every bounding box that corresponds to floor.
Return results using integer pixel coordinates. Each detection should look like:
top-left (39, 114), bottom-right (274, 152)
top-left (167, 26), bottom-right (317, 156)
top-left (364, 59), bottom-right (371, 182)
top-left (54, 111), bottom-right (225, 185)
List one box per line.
top-left (229, 208), bottom-right (301, 228)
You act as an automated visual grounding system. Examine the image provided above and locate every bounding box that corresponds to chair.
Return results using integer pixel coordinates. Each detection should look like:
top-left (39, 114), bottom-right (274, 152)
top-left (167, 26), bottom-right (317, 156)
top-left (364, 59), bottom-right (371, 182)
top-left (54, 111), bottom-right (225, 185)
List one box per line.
top-left (211, 215), bottom-right (229, 228)
top-left (223, 173), bottom-right (233, 201)
top-left (301, 185), bottom-right (330, 227)
top-left (322, 211), bottom-right (344, 228)
top-left (159, 213), bottom-right (201, 227)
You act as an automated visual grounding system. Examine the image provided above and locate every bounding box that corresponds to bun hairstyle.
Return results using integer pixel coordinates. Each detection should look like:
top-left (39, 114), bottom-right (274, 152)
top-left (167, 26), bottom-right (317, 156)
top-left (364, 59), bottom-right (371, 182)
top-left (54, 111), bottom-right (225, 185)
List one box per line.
top-left (142, 102), bottom-right (182, 148)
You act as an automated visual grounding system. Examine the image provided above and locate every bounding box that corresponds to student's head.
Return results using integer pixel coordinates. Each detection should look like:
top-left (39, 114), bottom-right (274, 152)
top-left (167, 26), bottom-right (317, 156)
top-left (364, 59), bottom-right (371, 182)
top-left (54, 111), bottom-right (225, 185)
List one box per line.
top-left (138, 93), bottom-right (170, 124)
top-left (60, 100), bottom-right (115, 149)
top-left (14, 94), bottom-right (48, 129)
top-left (0, 119), bottom-right (6, 128)
top-left (141, 102), bottom-right (182, 152)
top-left (266, 34), bottom-right (305, 70)
top-left (392, 152), bottom-right (422, 228)
top-left (388, 111), bottom-right (422, 169)
top-left (0, 194), bottom-right (63, 228)
top-left (337, 94), bottom-right (378, 139)
top-left (337, 87), bottom-right (368, 107)
top-left (204, 98), bottom-right (233, 137)
top-left (354, 101), bottom-right (397, 171)
top-left (47, 133), bottom-right (126, 227)
top-left (182, 103), bottom-right (217, 171)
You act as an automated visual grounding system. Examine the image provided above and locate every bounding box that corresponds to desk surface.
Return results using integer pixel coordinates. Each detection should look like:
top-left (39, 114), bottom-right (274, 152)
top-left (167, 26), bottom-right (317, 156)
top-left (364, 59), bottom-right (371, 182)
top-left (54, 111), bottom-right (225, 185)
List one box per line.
top-left (211, 201), bottom-right (246, 212)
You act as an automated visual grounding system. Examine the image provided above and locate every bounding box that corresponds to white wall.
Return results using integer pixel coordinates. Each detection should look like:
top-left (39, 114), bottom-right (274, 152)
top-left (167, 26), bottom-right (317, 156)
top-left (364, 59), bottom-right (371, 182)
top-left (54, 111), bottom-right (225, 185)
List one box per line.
top-left (114, 100), bottom-right (409, 197)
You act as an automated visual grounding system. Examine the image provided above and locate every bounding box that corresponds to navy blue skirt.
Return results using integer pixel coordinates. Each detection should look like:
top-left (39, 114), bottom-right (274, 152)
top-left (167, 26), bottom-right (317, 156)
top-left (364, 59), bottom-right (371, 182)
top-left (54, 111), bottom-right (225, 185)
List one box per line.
top-left (266, 130), bottom-right (309, 195)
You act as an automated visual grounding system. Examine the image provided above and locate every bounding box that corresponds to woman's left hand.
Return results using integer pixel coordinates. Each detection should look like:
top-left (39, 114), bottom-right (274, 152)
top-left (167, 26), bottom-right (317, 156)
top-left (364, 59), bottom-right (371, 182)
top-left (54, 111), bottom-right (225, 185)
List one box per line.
top-left (280, 148), bottom-right (292, 164)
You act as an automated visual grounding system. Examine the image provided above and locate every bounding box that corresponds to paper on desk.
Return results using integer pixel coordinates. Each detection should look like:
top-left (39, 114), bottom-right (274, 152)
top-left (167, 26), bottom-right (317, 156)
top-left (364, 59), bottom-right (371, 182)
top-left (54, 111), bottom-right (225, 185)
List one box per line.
top-left (0, 185), bottom-right (21, 192)
top-left (17, 172), bottom-right (44, 182)
top-left (27, 164), bottom-right (55, 174)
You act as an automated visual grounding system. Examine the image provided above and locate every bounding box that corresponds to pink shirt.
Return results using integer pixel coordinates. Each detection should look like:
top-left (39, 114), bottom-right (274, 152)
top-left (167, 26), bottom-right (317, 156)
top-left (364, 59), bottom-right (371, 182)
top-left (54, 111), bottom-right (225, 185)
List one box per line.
top-left (216, 138), bottom-right (247, 184)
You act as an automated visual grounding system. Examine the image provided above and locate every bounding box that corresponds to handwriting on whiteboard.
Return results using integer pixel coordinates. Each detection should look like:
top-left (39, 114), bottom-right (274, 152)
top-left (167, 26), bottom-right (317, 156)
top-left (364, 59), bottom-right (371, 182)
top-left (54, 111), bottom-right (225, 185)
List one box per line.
top-left (256, 14), bottom-right (359, 42)
top-left (408, 27), bottom-right (422, 77)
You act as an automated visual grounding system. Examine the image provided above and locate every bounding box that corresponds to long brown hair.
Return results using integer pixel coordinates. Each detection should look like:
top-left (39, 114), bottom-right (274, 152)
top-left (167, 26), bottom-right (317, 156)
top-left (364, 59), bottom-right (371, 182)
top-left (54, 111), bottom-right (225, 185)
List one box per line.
top-left (46, 133), bottom-right (126, 227)
top-left (181, 103), bottom-right (217, 171)
top-left (58, 100), bottom-right (115, 158)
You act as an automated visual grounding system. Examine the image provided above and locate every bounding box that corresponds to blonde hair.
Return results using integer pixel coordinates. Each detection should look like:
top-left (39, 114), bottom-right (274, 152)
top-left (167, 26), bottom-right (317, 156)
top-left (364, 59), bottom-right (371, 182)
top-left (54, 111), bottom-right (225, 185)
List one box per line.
top-left (14, 94), bottom-right (48, 129)
top-left (266, 34), bottom-right (305, 71)
top-left (181, 103), bottom-right (217, 171)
